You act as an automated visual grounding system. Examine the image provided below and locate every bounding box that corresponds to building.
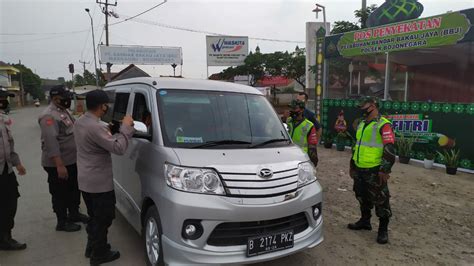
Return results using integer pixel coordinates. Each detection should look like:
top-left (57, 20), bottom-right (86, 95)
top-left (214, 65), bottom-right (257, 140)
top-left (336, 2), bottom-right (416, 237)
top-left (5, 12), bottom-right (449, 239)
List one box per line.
top-left (0, 61), bottom-right (21, 106)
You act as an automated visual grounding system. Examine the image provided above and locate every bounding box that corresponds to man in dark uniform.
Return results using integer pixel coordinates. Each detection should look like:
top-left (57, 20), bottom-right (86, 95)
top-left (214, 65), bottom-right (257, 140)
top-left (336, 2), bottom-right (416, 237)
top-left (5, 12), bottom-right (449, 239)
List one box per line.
top-left (348, 96), bottom-right (396, 244)
top-left (75, 90), bottom-right (134, 265)
top-left (39, 85), bottom-right (88, 232)
top-left (0, 89), bottom-right (27, 250)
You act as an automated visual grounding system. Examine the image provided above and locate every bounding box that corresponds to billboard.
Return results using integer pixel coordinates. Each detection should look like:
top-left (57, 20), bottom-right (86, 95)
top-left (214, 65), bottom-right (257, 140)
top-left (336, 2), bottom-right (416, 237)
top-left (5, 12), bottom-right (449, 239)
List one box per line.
top-left (99, 45), bottom-right (182, 65)
top-left (206, 36), bottom-right (249, 66)
top-left (325, 8), bottom-right (474, 58)
top-left (322, 98), bottom-right (474, 170)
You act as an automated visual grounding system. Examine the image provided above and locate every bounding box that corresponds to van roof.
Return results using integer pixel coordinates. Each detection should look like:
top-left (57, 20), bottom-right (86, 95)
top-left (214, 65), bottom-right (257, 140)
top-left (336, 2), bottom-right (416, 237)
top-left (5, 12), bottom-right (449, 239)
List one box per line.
top-left (105, 77), bottom-right (262, 95)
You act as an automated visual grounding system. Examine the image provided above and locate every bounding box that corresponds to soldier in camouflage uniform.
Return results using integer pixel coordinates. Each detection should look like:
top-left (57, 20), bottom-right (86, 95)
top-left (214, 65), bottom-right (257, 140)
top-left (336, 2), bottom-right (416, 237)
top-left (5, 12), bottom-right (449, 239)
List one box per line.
top-left (348, 97), bottom-right (396, 244)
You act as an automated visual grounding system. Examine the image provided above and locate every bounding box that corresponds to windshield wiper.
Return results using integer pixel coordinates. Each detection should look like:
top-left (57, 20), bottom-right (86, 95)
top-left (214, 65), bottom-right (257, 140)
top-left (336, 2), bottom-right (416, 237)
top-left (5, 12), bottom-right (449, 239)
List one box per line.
top-left (191, 140), bottom-right (252, 149)
top-left (249, 138), bottom-right (290, 148)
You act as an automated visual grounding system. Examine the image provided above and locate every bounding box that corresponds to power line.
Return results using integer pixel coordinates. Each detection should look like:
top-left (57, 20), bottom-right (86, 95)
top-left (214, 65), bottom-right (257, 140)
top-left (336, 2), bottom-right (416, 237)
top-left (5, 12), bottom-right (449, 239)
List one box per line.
top-left (109, 0), bottom-right (167, 26)
top-left (111, 15), bottom-right (304, 44)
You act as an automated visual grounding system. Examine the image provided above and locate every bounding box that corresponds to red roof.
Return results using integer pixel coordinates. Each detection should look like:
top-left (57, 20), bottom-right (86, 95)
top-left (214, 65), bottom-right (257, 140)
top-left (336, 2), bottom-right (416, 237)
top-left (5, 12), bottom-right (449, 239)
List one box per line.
top-left (259, 76), bottom-right (291, 87)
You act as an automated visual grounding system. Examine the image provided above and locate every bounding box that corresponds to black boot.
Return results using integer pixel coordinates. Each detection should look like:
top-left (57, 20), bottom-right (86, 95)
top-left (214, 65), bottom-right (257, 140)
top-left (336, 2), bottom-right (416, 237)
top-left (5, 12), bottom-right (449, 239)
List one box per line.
top-left (90, 250), bottom-right (120, 265)
top-left (377, 217), bottom-right (389, 244)
top-left (85, 243), bottom-right (111, 258)
top-left (0, 232), bottom-right (27, 251)
top-left (56, 221), bottom-right (81, 232)
top-left (68, 211), bottom-right (90, 224)
top-left (348, 209), bottom-right (372, 230)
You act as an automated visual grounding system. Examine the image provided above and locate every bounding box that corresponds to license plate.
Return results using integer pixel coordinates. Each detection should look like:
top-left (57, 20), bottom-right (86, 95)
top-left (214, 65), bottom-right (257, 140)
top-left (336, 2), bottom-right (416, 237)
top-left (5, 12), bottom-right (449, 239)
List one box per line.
top-left (247, 230), bottom-right (294, 257)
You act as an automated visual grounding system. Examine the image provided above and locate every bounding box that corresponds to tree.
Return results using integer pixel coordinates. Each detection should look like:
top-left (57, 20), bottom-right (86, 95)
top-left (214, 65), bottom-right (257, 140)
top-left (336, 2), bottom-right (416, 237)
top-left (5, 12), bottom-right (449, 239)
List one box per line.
top-left (330, 5), bottom-right (378, 34)
top-left (11, 63), bottom-right (44, 100)
top-left (287, 46), bottom-right (306, 88)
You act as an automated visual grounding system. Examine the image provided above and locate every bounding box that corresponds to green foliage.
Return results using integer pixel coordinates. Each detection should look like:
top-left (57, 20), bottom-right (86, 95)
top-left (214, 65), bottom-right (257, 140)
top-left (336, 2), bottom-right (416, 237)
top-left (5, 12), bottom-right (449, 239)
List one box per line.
top-left (437, 149), bottom-right (461, 168)
top-left (11, 63), bottom-right (44, 100)
top-left (216, 46), bottom-right (306, 87)
top-left (396, 134), bottom-right (414, 157)
top-left (331, 5), bottom-right (378, 34)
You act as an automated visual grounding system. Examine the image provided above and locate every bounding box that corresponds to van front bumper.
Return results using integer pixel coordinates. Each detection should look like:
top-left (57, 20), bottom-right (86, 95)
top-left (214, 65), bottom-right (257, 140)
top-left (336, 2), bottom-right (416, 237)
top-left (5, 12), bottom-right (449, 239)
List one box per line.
top-left (157, 181), bottom-right (323, 265)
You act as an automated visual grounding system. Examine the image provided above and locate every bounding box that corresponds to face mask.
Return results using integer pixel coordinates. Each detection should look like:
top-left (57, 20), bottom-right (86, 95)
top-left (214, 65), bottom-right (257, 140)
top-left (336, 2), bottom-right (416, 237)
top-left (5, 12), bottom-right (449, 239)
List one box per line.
top-left (290, 110), bottom-right (301, 119)
top-left (0, 100), bottom-right (9, 110)
top-left (59, 98), bottom-right (71, 109)
top-left (360, 106), bottom-right (373, 118)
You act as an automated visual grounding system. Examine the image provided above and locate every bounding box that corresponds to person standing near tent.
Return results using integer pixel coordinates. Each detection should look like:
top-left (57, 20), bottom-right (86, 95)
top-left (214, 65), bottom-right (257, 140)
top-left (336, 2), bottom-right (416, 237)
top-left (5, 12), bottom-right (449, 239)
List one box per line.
top-left (287, 100), bottom-right (319, 166)
top-left (348, 96), bottom-right (396, 244)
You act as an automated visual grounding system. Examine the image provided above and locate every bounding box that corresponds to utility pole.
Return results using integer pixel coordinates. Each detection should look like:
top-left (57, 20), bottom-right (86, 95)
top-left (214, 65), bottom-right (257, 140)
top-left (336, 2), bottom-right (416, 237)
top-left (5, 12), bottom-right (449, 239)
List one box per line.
top-left (79, 60), bottom-right (90, 75)
top-left (96, 0), bottom-right (117, 82)
top-left (18, 60), bottom-right (24, 107)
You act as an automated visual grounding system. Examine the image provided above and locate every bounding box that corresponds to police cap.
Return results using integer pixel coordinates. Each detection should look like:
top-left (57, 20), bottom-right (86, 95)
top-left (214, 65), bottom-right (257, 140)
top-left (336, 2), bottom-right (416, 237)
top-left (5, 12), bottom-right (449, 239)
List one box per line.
top-left (49, 85), bottom-right (71, 98)
top-left (289, 99), bottom-right (305, 109)
top-left (0, 88), bottom-right (15, 98)
top-left (86, 89), bottom-right (110, 110)
top-left (357, 96), bottom-right (379, 108)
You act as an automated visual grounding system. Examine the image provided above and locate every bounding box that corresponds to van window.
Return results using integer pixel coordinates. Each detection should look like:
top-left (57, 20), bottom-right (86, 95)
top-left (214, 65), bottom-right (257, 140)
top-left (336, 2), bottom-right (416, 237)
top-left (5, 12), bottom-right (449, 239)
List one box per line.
top-left (157, 89), bottom-right (289, 149)
top-left (132, 92), bottom-right (152, 131)
top-left (112, 93), bottom-right (130, 121)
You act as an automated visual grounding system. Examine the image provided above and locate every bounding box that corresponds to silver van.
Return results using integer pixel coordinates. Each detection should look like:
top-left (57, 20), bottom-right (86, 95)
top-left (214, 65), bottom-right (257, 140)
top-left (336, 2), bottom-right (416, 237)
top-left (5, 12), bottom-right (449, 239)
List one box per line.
top-left (103, 77), bottom-right (323, 265)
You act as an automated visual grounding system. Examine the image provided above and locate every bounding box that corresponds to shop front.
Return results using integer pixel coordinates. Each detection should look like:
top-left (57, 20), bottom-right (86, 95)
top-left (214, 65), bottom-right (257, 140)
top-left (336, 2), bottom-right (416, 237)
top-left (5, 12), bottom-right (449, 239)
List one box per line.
top-left (321, 8), bottom-right (474, 172)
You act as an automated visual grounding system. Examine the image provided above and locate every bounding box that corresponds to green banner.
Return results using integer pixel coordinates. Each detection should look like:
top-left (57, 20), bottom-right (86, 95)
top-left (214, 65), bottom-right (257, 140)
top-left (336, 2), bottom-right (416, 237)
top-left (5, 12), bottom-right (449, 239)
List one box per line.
top-left (322, 99), bottom-right (474, 170)
top-left (326, 10), bottom-right (472, 58)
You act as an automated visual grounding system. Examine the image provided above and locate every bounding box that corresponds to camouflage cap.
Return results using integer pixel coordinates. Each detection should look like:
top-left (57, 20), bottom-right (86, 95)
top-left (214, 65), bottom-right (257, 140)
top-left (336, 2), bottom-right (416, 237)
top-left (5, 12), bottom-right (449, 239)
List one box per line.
top-left (288, 99), bottom-right (305, 109)
top-left (357, 96), bottom-right (379, 108)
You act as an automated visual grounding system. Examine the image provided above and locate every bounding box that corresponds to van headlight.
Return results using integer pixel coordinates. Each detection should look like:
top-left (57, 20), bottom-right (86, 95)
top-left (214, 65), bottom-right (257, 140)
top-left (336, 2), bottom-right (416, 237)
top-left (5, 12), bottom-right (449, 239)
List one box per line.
top-left (297, 162), bottom-right (317, 188)
top-left (165, 163), bottom-right (226, 195)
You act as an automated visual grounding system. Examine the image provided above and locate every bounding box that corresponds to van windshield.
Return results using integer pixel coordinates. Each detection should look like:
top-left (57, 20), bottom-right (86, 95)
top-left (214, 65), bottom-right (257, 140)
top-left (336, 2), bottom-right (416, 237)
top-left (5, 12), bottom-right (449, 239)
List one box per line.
top-left (157, 89), bottom-right (290, 149)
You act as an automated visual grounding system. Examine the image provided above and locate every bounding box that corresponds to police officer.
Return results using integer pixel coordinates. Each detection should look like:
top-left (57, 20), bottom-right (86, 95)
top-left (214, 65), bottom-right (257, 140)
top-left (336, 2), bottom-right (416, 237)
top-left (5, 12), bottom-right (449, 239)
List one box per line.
top-left (348, 97), bottom-right (396, 244)
top-left (74, 90), bottom-right (134, 265)
top-left (39, 85), bottom-right (88, 232)
top-left (0, 89), bottom-right (27, 250)
top-left (296, 92), bottom-right (322, 139)
top-left (287, 100), bottom-right (319, 166)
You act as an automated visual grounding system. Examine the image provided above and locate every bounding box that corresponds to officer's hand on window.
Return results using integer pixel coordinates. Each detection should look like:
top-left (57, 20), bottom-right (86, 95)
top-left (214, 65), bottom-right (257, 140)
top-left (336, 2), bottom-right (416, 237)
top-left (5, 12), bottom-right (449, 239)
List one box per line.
top-left (122, 115), bottom-right (134, 127)
top-left (16, 164), bottom-right (26, 176)
top-left (57, 165), bottom-right (68, 180)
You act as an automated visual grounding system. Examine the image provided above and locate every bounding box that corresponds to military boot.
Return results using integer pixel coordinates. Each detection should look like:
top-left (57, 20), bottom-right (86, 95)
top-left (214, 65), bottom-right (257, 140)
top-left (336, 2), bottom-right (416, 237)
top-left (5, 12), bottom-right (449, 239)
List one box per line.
top-left (0, 232), bottom-right (27, 250)
top-left (90, 250), bottom-right (121, 265)
top-left (56, 220), bottom-right (81, 232)
top-left (348, 209), bottom-right (372, 230)
top-left (377, 217), bottom-right (389, 244)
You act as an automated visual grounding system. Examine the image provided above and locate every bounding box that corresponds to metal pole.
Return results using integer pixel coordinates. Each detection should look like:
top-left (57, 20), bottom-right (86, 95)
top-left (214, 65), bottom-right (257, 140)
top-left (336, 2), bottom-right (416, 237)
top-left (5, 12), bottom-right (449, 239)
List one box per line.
top-left (357, 71), bottom-right (361, 95)
top-left (349, 71), bottom-right (353, 96)
top-left (404, 71), bottom-right (409, 101)
top-left (105, 0), bottom-right (112, 82)
top-left (86, 9), bottom-right (100, 89)
top-left (384, 52), bottom-right (390, 100)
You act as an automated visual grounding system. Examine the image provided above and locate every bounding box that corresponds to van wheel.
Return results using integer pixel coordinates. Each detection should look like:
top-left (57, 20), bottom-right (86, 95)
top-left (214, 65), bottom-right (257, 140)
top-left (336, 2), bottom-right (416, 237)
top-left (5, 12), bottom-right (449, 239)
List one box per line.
top-left (143, 206), bottom-right (164, 266)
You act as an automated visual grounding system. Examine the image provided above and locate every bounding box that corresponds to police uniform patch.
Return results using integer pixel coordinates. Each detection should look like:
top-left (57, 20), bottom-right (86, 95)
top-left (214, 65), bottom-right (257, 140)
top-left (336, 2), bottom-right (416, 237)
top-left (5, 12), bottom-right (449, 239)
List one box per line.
top-left (46, 118), bottom-right (54, 126)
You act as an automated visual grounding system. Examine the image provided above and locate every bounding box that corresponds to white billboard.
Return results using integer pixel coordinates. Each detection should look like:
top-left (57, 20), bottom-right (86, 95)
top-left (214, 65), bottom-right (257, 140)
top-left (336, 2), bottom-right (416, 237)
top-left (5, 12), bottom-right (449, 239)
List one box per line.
top-left (100, 45), bottom-right (182, 65)
top-left (206, 36), bottom-right (248, 66)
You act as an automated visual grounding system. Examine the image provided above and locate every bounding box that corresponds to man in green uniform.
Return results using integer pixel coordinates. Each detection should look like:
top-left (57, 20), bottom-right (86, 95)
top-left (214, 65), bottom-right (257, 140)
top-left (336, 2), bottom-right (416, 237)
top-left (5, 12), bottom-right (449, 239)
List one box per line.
top-left (287, 100), bottom-right (319, 166)
top-left (348, 97), bottom-right (396, 244)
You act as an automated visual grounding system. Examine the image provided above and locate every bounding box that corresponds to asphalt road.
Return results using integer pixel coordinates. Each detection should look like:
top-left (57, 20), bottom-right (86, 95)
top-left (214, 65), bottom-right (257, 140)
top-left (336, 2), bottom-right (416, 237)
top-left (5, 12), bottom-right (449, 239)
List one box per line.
top-left (0, 107), bottom-right (145, 266)
top-left (0, 107), bottom-right (314, 266)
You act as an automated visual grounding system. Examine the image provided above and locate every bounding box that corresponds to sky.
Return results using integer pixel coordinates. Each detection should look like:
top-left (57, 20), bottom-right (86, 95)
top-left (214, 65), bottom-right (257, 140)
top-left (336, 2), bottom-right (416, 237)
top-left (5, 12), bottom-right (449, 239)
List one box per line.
top-left (1, 0), bottom-right (473, 80)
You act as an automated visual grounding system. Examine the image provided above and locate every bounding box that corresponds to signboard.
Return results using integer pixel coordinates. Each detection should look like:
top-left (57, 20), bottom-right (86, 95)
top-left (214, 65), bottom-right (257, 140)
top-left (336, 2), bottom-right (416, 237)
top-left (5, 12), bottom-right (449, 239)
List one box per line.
top-left (206, 36), bottom-right (249, 66)
top-left (322, 99), bottom-right (474, 170)
top-left (325, 9), bottom-right (474, 58)
top-left (367, 0), bottom-right (424, 28)
top-left (99, 45), bottom-right (182, 65)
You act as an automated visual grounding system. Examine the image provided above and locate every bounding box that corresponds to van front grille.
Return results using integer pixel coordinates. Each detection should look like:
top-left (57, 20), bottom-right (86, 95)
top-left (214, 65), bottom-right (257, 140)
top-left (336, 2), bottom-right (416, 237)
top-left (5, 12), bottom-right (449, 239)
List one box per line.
top-left (219, 168), bottom-right (298, 198)
top-left (207, 212), bottom-right (308, 246)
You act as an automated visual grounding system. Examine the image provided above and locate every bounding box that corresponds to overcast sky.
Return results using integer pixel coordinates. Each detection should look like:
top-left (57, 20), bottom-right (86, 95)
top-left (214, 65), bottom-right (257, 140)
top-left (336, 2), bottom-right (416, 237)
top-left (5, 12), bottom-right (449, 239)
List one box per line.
top-left (1, 0), bottom-right (472, 80)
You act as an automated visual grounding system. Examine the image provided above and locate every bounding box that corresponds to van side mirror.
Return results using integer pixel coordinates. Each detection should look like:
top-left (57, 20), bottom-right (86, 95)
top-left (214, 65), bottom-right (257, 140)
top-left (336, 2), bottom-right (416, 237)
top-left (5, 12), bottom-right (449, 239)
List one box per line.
top-left (133, 121), bottom-right (152, 140)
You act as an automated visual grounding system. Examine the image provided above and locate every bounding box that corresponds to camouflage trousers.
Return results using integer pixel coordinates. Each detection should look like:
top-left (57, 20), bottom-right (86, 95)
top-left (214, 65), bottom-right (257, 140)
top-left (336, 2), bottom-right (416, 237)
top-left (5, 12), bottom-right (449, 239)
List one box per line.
top-left (353, 167), bottom-right (392, 219)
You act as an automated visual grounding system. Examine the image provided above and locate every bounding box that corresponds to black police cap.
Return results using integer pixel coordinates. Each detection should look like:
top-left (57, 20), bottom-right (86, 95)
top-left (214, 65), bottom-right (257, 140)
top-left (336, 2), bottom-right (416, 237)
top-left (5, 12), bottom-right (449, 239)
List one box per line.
top-left (86, 90), bottom-right (110, 109)
top-left (0, 88), bottom-right (15, 98)
top-left (49, 85), bottom-right (71, 98)
top-left (288, 99), bottom-right (305, 109)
